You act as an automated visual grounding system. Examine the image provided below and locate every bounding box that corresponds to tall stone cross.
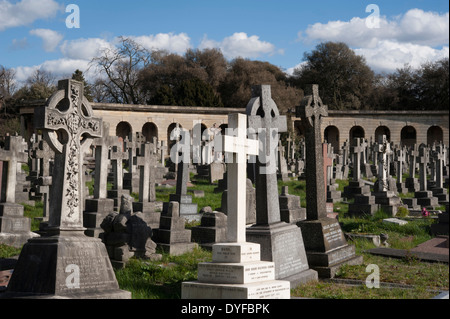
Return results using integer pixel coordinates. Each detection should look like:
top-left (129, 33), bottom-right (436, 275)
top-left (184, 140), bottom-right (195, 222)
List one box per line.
top-left (0, 136), bottom-right (28, 203)
top-left (417, 145), bottom-right (429, 191)
top-left (323, 143), bottom-right (334, 187)
top-left (32, 139), bottom-right (54, 178)
top-left (409, 144), bottom-right (419, 179)
top-left (296, 84), bottom-right (329, 220)
top-left (434, 144), bottom-right (445, 189)
top-left (376, 135), bottom-right (392, 192)
top-left (92, 122), bottom-right (116, 199)
top-left (110, 142), bottom-right (128, 192)
top-left (350, 138), bottom-right (363, 181)
top-left (396, 148), bottom-right (406, 184)
top-left (34, 79), bottom-right (102, 232)
top-left (246, 85), bottom-right (287, 225)
top-left (135, 143), bottom-right (156, 203)
top-left (223, 113), bottom-right (258, 243)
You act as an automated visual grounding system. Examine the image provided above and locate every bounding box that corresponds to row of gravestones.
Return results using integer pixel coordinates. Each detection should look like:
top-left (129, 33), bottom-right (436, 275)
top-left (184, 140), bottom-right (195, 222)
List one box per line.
top-left (0, 80), bottom-right (448, 299)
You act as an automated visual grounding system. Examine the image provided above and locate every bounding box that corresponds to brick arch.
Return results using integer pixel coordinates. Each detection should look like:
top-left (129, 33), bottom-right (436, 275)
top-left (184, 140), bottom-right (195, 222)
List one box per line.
top-left (427, 126), bottom-right (444, 145)
top-left (375, 126), bottom-right (391, 142)
top-left (350, 126), bottom-right (365, 140)
top-left (324, 125), bottom-right (340, 153)
top-left (142, 122), bottom-right (158, 143)
top-left (116, 121), bottom-right (132, 140)
top-left (401, 125), bottom-right (417, 147)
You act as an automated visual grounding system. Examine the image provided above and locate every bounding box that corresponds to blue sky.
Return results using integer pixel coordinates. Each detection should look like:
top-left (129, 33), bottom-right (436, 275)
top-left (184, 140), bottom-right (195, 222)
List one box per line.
top-left (1, 0), bottom-right (448, 84)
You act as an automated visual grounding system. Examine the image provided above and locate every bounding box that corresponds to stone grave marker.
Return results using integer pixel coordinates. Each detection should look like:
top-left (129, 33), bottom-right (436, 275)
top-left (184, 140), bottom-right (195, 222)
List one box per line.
top-left (132, 142), bottom-right (161, 229)
top-left (182, 113), bottom-right (291, 299)
top-left (0, 135), bottom-right (39, 248)
top-left (343, 138), bottom-right (371, 199)
top-left (4, 79), bottom-right (131, 299)
top-left (83, 122), bottom-right (115, 238)
top-left (246, 85), bottom-right (317, 287)
top-left (296, 84), bottom-right (363, 278)
top-left (415, 145), bottom-right (439, 208)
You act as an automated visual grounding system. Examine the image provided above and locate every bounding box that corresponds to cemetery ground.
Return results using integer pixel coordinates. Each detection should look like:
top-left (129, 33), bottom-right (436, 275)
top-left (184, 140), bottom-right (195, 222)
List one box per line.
top-left (0, 172), bottom-right (448, 300)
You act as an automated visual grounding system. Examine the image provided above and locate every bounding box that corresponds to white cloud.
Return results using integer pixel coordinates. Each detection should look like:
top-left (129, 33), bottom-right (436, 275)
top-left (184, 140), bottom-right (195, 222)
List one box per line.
top-left (130, 33), bottom-right (192, 55)
top-left (298, 8), bottom-right (449, 73)
top-left (60, 38), bottom-right (115, 60)
top-left (14, 58), bottom-right (101, 84)
top-left (0, 0), bottom-right (61, 31)
top-left (355, 41), bottom-right (450, 73)
top-left (301, 9), bottom-right (449, 48)
top-left (30, 28), bottom-right (64, 52)
top-left (285, 61), bottom-right (308, 76)
top-left (199, 32), bottom-right (278, 59)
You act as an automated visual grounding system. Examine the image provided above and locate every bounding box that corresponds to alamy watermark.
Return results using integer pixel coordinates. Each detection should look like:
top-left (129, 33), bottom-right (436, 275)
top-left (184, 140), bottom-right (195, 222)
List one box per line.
top-left (66, 4), bottom-right (80, 29)
top-left (365, 264), bottom-right (380, 289)
top-left (365, 4), bottom-right (381, 29)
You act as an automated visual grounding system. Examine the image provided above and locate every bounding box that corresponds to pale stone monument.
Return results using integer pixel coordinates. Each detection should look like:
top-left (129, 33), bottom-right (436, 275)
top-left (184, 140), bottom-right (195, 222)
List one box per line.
top-left (4, 79), bottom-right (131, 299)
top-left (182, 113), bottom-right (291, 299)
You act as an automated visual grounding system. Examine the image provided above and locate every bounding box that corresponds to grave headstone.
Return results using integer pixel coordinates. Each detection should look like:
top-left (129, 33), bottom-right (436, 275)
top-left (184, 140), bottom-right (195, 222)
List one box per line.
top-left (414, 145), bottom-right (439, 208)
top-left (405, 144), bottom-right (420, 192)
top-left (107, 142), bottom-right (129, 211)
top-left (4, 79), bottom-right (131, 299)
top-left (191, 206), bottom-right (228, 250)
top-left (343, 138), bottom-right (371, 199)
top-left (279, 186), bottom-right (306, 223)
top-left (152, 201), bottom-right (197, 255)
top-left (182, 113), bottom-right (291, 299)
top-left (0, 135), bottom-right (39, 248)
top-left (221, 178), bottom-right (256, 225)
top-left (83, 122), bottom-right (115, 238)
top-left (101, 194), bottom-right (161, 269)
top-left (296, 84), bottom-right (363, 278)
top-left (246, 85), bottom-right (317, 287)
top-left (132, 143), bottom-right (161, 229)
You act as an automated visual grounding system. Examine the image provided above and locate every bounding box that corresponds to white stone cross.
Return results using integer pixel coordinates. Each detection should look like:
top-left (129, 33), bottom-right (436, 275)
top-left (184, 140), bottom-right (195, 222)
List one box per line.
top-left (223, 113), bottom-right (258, 243)
top-left (376, 135), bottom-right (392, 192)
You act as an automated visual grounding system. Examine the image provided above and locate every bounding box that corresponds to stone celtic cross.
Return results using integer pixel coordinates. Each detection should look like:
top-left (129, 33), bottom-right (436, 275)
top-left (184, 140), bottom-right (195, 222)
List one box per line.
top-left (35, 79), bottom-right (102, 232)
top-left (223, 113), bottom-right (258, 243)
top-left (297, 84), bottom-right (329, 220)
top-left (246, 85), bottom-right (287, 225)
top-left (376, 135), bottom-right (392, 192)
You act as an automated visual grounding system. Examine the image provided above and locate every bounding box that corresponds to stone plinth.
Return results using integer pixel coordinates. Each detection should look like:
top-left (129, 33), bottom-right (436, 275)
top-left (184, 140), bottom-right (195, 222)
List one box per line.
top-left (182, 243), bottom-right (291, 299)
top-left (0, 203), bottom-right (39, 248)
top-left (191, 210), bottom-right (227, 250)
top-left (83, 198), bottom-right (115, 238)
top-left (348, 194), bottom-right (378, 216)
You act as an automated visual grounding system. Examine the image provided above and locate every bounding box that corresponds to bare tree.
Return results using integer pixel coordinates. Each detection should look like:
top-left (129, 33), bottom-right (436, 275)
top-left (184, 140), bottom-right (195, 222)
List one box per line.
top-left (90, 36), bottom-right (151, 104)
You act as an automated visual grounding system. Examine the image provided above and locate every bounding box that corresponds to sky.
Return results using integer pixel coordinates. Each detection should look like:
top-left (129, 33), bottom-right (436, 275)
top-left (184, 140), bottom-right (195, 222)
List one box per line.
top-left (0, 0), bottom-right (448, 84)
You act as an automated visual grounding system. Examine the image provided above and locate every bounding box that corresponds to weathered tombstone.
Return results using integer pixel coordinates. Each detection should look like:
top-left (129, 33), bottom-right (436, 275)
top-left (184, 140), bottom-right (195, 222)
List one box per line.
top-left (132, 143), bottom-right (161, 229)
top-left (395, 148), bottom-right (408, 194)
top-left (415, 145), bottom-right (439, 208)
top-left (182, 113), bottom-right (291, 299)
top-left (372, 135), bottom-right (405, 216)
top-left (430, 145), bottom-right (449, 205)
top-left (123, 134), bottom-right (140, 194)
top-left (34, 138), bottom-right (54, 222)
top-left (277, 140), bottom-right (290, 182)
top-left (296, 84), bottom-right (363, 278)
top-left (107, 141), bottom-right (130, 211)
top-left (191, 206), bottom-right (228, 250)
top-left (279, 186), bottom-right (306, 223)
top-left (101, 194), bottom-right (161, 269)
top-left (166, 130), bottom-right (199, 222)
top-left (246, 85), bottom-right (317, 287)
top-left (152, 201), bottom-right (197, 256)
top-left (343, 138), bottom-right (371, 199)
top-left (83, 122), bottom-right (115, 238)
top-left (0, 136), bottom-right (39, 248)
top-left (324, 144), bottom-right (341, 208)
top-left (4, 79), bottom-right (131, 299)
top-left (405, 144), bottom-right (420, 192)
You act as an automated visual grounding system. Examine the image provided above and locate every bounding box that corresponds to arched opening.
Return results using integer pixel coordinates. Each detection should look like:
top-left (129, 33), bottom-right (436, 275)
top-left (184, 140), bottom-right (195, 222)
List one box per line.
top-left (401, 126), bottom-right (417, 147)
top-left (375, 126), bottom-right (391, 143)
top-left (350, 126), bottom-right (365, 141)
top-left (116, 122), bottom-right (132, 140)
top-left (427, 126), bottom-right (443, 146)
top-left (142, 122), bottom-right (158, 143)
top-left (324, 126), bottom-right (340, 153)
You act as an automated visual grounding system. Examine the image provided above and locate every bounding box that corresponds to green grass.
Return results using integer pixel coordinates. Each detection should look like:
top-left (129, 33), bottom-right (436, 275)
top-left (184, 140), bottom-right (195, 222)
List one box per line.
top-left (114, 247), bottom-right (212, 299)
top-left (23, 201), bottom-right (44, 232)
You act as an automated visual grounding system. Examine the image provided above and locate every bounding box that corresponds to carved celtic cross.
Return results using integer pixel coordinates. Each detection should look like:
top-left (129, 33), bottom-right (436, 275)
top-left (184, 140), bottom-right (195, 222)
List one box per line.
top-left (35, 79), bottom-right (102, 232)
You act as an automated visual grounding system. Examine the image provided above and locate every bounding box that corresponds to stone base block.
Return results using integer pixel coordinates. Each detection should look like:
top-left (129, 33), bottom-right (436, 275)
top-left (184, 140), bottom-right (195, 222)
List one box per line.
top-left (197, 261), bottom-right (275, 284)
top-left (181, 280), bottom-right (291, 299)
top-left (212, 243), bottom-right (261, 263)
top-left (3, 233), bottom-right (131, 299)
